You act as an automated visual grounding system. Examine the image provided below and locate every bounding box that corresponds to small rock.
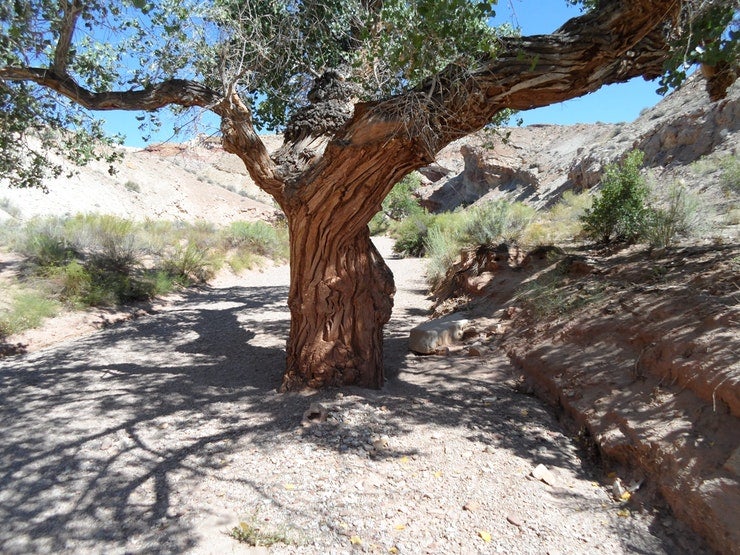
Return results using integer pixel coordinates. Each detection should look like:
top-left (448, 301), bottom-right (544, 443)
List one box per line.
top-left (467, 346), bottom-right (484, 357)
top-left (612, 478), bottom-right (627, 500)
top-left (531, 463), bottom-right (558, 486)
top-left (302, 403), bottom-right (328, 426)
top-left (506, 514), bottom-right (524, 527)
top-left (372, 436), bottom-right (389, 451)
top-left (463, 501), bottom-right (481, 512)
top-left (409, 316), bottom-right (469, 354)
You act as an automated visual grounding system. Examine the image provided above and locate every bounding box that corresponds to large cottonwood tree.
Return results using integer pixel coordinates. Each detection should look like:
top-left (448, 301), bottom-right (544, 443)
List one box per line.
top-left (1, 0), bottom-right (737, 390)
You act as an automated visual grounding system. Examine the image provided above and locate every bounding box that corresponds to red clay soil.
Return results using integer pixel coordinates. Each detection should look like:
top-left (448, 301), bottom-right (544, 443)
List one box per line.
top-left (435, 242), bottom-right (740, 554)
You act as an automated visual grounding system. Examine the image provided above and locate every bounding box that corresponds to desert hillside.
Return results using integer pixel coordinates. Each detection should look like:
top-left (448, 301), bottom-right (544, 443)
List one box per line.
top-left (422, 72), bottom-right (738, 215)
top-left (0, 135), bottom-right (283, 224)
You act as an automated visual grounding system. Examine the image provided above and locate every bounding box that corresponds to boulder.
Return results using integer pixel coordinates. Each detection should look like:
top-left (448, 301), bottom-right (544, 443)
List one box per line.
top-left (409, 316), bottom-right (469, 355)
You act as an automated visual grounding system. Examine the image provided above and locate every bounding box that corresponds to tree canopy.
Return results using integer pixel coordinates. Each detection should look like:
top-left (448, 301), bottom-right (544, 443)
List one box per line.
top-left (1, 0), bottom-right (738, 190)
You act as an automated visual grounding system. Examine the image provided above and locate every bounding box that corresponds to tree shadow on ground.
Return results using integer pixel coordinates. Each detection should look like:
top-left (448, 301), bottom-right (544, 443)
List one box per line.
top-left (0, 284), bottom-right (294, 553)
top-left (0, 271), bottom-right (706, 553)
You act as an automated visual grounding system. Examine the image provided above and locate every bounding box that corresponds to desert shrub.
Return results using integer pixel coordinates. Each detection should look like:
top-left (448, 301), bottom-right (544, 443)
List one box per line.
top-left (391, 212), bottom-right (433, 257)
top-left (390, 208), bottom-right (469, 257)
top-left (719, 155), bottom-right (740, 193)
top-left (0, 213), bottom-right (289, 330)
top-left (62, 214), bottom-right (143, 273)
top-left (224, 220), bottom-right (288, 259)
top-left (227, 250), bottom-right (259, 273)
top-left (124, 180), bottom-right (141, 193)
top-left (463, 200), bottom-right (536, 246)
top-left (229, 515), bottom-right (295, 547)
top-left (15, 217), bottom-right (76, 267)
top-left (0, 290), bottom-right (59, 337)
top-left (581, 150), bottom-right (649, 243)
top-left (162, 242), bottom-right (219, 284)
top-left (643, 181), bottom-right (709, 248)
top-left (526, 191), bottom-right (592, 245)
top-left (691, 153), bottom-right (740, 194)
top-left (425, 226), bottom-right (462, 288)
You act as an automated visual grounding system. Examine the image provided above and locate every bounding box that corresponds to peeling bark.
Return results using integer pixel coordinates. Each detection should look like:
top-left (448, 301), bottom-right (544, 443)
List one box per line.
top-left (2, 0), bottom-right (735, 391)
top-left (282, 223), bottom-right (394, 390)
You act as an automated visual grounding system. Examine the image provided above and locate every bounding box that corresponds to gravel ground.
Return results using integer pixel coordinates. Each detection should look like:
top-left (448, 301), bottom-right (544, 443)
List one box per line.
top-left (0, 238), bottom-right (709, 554)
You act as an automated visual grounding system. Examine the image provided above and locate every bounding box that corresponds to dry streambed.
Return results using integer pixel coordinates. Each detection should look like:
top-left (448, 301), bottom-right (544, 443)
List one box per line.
top-left (0, 239), bottom-right (710, 554)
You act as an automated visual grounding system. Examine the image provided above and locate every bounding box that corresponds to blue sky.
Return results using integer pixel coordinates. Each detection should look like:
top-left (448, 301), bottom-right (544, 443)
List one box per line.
top-left (103, 0), bottom-right (665, 146)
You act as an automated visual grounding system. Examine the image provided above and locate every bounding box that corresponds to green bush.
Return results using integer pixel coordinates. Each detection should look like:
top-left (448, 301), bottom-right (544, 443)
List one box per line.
top-left (425, 226), bottom-right (461, 289)
top-left (463, 200), bottom-right (535, 246)
top-left (391, 212), bottom-right (433, 257)
top-left (691, 153), bottom-right (740, 194)
top-left (124, 180), bottom-right (141, 193)
top-left (63, 214), bottom-right (141, 272)
top-left (223, 220), bottom-right (288, 259)
top-left (227, 250), bottom-right (259, 273)
top-left (0, 214), bottom-right (289, 332)
top-left (370, 173), bottom-right (423, 235)
top-left (719, 155), bottom-right (740, 193)
top-left (581, 150), bottom-right (649, 243)
top-left (525, 191), bottom-right (592, 245)
top-left (643, 181), bottom-right (708, 248)
top-left (163, 242), bottom-right (219, 285)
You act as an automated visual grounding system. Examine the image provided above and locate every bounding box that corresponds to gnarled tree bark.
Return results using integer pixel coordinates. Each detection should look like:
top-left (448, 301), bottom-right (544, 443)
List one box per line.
top-left (2, 0), bottom-right (735, 391)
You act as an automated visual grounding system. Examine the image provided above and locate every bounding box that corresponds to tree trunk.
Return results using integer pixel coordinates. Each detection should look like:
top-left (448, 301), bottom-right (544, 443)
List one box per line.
top-left (281, 218), bottom-right (395, 391)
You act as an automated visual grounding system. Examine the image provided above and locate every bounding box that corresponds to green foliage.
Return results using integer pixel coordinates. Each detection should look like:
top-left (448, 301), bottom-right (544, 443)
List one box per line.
top-left (658, 6), bottom-right (739, 95)
top-left (370, 173), bottom-right (423, 235)
top-left (0, 290), bottom-right (59, 337)
top-left (690, 153), bottom-right (740, 193)
top-left (391, 198), bottom-right (535, 260)
top-left (463, 200), bottom-right (536, 246)
top-left (523, 191), bottom-right (592, 245)
top-left (581, 150), bottom-right (649, 243)
top-left (229, 517), bottom-right (295, 547)
top-left (391, 212), bottom-right (435, 257)
top-left (643, 181), bottom-right (709, 248)
top-left (719, 155), bottom-right (740, 193)
top-left (124, 180), bottom-right (141, 193)
top-left (0, 214), bottom-right (286, 318)
top-left (162, 242), bottom-right (219, 285)
top-left (223, 220), bottom-right (288, 259)
top-left (425, 226), bottom-right (464, 289)
top-left (2, 0), bottom-right (737, 192)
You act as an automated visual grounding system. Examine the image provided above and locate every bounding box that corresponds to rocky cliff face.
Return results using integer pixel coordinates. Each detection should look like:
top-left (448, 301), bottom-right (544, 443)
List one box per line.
top-left (421, 73), bottom-right (739, 212)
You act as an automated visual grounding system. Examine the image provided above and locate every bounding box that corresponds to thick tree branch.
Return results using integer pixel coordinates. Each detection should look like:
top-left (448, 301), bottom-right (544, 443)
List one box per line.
top-left (348, 0), bottom-right (683, 153)
top-left (53, 0), bottom-right (83, 75)
top-left (0, 66), bottom-right (284, 201)
top-left (0, 67), bottom-right (222, 110)
top-left (214, 93), bottom-right (286, 202)
top-left (293, 0), bottom-right (684, 216)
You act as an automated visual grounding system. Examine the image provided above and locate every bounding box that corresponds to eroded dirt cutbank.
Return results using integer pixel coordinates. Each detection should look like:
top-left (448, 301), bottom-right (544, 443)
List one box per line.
top-left (432, 242), bottom-right (739, 554)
